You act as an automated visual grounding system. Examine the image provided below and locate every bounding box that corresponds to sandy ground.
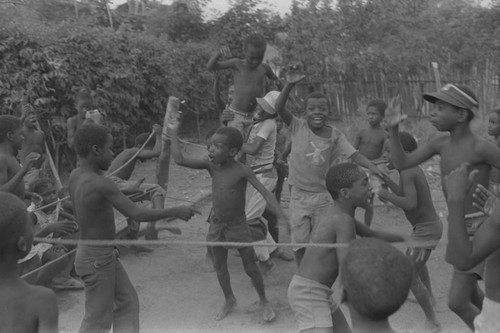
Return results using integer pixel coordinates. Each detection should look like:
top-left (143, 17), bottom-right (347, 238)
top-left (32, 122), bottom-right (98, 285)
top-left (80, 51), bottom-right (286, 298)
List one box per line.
top-left (57, 143), bottom-right (476, 333)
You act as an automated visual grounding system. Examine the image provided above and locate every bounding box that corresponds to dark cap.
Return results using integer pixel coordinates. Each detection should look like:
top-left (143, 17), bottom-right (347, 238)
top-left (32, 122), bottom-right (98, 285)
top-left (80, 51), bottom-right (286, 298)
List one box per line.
top-left (423, 84), bottom-right (479, 112)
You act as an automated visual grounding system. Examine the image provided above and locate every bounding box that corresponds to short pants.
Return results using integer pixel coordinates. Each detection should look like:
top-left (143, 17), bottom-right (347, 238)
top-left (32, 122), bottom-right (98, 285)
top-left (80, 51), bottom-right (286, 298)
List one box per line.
top-left (206, 215), bottom-right (253, 249)
top-left (288, 274), bottom-right (339, 331)
top-left (109, 176), bottom-right (166, 200)
top-left (474, 297), bottom-right (500, 333)
top-left (227, 107), bottom-right (254, 140)
top-left (454, 213), bottom-right (486, 279)
top-left (289, 186), bottom-right (332, 251)
top-left (411, 219), bottom-right (443, 250)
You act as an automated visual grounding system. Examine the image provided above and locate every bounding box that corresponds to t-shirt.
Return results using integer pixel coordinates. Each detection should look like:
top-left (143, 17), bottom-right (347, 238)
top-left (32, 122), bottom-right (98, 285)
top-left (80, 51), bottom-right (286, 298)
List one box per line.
top-left (288, 117), bottom-right (357, 193)
top-left (246, 119), bottom-right (276, 169)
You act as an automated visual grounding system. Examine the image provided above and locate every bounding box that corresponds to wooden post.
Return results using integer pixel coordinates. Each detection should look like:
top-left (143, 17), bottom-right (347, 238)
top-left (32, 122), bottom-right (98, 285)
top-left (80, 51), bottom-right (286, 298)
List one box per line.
top-left (157, 96), bottom-right (180, 191)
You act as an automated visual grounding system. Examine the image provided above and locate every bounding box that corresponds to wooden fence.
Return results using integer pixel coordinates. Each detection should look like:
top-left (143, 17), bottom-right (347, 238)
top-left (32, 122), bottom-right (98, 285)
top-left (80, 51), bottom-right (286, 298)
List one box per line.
top-left (292, 68), bottom-right (500, 119)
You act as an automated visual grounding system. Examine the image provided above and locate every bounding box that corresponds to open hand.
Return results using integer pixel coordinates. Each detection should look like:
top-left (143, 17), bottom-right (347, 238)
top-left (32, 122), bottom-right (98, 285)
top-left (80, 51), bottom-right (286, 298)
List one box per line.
top-left (473, 183), bottom-right (500, 216)
top-left (23, 152), bottom-right (40, 170)
top-left (50, 220), bottom-right (78, 235)
top-left (286, 63), bottom-right (306, 84)
top-left (443, 163), bottom-right (477, 202)
top-left (386, 95), bottom-right (407, 127)
top-left (219, 46), bottom-right (232, 58)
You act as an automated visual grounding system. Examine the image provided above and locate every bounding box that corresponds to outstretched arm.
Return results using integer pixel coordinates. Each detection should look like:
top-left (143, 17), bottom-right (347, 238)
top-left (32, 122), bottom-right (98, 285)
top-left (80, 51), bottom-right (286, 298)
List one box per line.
top-left (275, 71), bottom-right (305, 126)
top-left (138, 124), bottom-right (162, 160)
top-left (207, 47), bottom-right (237, 71)
top-left (355, 219), bottom-right (406, 243)
top-left (445, 164), bottom-right (500, 270)
top-left (169, 120), bottom-right (209, 170)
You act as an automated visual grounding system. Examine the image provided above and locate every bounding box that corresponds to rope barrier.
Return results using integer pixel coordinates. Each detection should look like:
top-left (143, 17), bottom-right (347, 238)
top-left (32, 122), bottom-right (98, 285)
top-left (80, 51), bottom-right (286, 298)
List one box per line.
top-left (33, 236), bottom-right (440, 249)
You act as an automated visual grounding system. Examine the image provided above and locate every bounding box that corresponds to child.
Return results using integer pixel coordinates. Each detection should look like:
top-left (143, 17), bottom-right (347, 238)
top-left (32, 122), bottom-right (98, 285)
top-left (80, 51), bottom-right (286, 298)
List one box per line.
top-left (487, 108), bottom-right (500, 185)
top-left (0, 192), bottom-right (58, 333)
top-left (69, 123), bottom-right (197, 332)
top-left (170, 120), bottom-right (286, 322)
top-left (207, 33), bottom-right (281, 138)
top-left (341, 238), bottom-right (413, 333)
top-left (444, 163), bottom-right (500, 333)
top-left (386, 84), bottom-right (500, 329)
top-left (275, 70), bottom-right (386, 265)
top-left (0, 115), bottom-right (40, 200)
top-left (377, 132), bottom-right (442, 332)
top-left (19, 104), bottom-right (47, 190)
top-left (107, 124), bottom-right (178, 239)
top-left (67, 89), bottom-right (93, 151)
top-left (287, 162), bottom-right (407, 333)
top-left (354, 99), bottom-right (388, 161)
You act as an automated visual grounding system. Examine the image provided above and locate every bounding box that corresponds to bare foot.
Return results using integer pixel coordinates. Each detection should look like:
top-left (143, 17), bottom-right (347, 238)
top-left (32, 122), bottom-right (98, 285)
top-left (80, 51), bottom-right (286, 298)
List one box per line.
top-left (215, 298), bottom-right (236, 321)
top-left (261, 302), bottom-right (276, 322)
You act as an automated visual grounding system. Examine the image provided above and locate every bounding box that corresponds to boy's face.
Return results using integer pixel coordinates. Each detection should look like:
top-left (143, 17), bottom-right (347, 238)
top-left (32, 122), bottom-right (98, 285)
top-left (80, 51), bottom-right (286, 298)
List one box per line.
top-left (276, 117), bottom-right (283, 132)
top-left (488, 113), bottom-right (500, 138)
top-left (429, 100), bottom-right (461, 131)
top-left (306, 97), bottom-right (329, 130)
top-left (227, 85), bottom-right (235, 105)
top-left (76, 98), bottom-right (93, 117)
top-left (207, 133), bottom-right (234, 164)
top-left (244, 45), bottom-right (265, 69)
top-left (38, 185), bottom-right (58, 205)
top-left (366, 106), bottom-right (383, 126)
top-left (10, 127), bottom-right (24, 151)
top-left (381, 140), bottom-right (394, 169)
top-left (97, 134), bottom-right (114, 171)
top-left (253, 105), bottom-right (271, 123)
top-left (347, 170), bottom-right (372, 209)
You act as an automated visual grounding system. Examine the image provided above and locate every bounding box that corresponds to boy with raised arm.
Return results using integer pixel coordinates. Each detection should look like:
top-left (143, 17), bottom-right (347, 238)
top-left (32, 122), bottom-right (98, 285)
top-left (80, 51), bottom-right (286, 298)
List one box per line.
top-left (0, 115), bottom-right (40, 200)
top-left (69, 123), bottom-right (197, 333)
top-left (386, 84), bottom-right (500, 329)
top-left (0, 192), bottom-right (58, 333)
top-left (445, 164), bottom-right (500, 332)
top-left (341, 238), bottom-right (413, 333)
top-left (207, 33), bottom-right (280, 138)
top-left (287, 163), bottom-right (407, 333)
top-left (170, 118), bottom-right (286, 322)
top-left (274, 71), bottom-right (385, 265)
top-left (377, 132), bottom-right (442, 332)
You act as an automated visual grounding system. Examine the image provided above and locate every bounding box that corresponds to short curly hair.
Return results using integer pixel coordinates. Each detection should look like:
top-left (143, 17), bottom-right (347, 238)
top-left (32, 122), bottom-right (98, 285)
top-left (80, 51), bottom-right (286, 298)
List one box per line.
top-left (74, 123), bottom-right (110, 157)
top-left (326, 163), bottom-right (363, 200)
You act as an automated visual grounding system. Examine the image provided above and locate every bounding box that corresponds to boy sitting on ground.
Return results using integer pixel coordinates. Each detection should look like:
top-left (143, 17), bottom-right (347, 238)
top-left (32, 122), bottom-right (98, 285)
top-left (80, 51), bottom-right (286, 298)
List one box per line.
top-left (170, 118), bottom-right (287, 322)
top-left (376, 132), bottom-right (442, 332)
top-left (287, 162), bottom-right (408, 333)
top-left (107, 124), bottom-right (180, 239)
top-left (0, 192), bottom-right (58, 333)
top-left (341, 238), bottom-right (413, 333)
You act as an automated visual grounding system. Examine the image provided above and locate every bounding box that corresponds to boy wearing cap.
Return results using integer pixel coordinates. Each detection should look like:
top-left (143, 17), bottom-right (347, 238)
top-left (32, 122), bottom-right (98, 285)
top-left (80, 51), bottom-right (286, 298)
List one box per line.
top-left (241, 91), bottom-right (292, 268)
top-left (387, 84), bottom-right (500, 329)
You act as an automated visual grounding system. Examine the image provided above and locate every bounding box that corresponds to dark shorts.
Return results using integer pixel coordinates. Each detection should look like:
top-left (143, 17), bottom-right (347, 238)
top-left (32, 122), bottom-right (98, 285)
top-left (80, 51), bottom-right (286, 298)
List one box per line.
top-left (206, 215), bottom-right (253, 249)
top-left (411, 219), bottom-right (443, 250)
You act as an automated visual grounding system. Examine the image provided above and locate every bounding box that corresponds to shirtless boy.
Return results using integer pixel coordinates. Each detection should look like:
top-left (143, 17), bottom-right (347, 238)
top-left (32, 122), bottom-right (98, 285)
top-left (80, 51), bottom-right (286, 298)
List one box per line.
top-left (445, 163), bottom-right (500, 333)
top-left (170, 121), bottom-right (286, 322)
top-left (377, 132), bottom-right (442, 332)
top-left (207, 33), bottom-right (280, 138)
top-left (387, 84), bottom-right (500, 329)
top-left (67, 89), bottom-right (93, 151)
top-left (107, 124), bottom-right (176, 239)
top-left (287, 162), bottom-right (407, 333)
top-left (69, 123), bottom-right (197, 332)
top-left (341, 238), bottom-right (413, 333)
top-left (354, 99), bottom-right (388, 161)
top-left (0, 192), bottom-right (58, 333)
top-left (19, 104), bottom-right (46, 189)
top-left (275, 71), bottom-right (385, 265)
top-left (0, 115), bottom-right (40, 199)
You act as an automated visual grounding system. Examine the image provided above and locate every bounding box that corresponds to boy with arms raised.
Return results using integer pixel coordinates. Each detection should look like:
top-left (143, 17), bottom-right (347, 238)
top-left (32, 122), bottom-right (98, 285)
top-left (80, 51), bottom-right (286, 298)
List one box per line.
top-left (207, 33), bottom-right (280, 138)
top-left (377, 132), bottom-right (442, 332)
top-left (170, 119), bottom-right (286, 322)
top-left (69, 123), bottom-right (197, 333)
top-left (275, 71), bottom-right (385, 265)
top-left (445, 163), bottom-right (500, 332)
top-left (0, 115), bottom-right (40, 200)
top-left (386, 84), bottom-right (500, 329)
top-left (0, 192), bottom-right (58, 333)
top-left (287, 163), bottom-right (407, 333)
top-left (341, 238), bottom-right (413, 333)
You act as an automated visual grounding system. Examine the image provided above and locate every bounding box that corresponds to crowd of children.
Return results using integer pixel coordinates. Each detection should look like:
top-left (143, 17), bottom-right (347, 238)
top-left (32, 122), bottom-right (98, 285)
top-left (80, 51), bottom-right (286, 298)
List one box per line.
top-left (1, 31), bottom-right (500, 333)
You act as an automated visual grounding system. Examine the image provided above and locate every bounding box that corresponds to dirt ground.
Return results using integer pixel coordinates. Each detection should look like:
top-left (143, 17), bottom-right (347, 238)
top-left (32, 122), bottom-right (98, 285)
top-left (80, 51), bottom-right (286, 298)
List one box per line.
top-left (58, 143), bottom-right (477, 333)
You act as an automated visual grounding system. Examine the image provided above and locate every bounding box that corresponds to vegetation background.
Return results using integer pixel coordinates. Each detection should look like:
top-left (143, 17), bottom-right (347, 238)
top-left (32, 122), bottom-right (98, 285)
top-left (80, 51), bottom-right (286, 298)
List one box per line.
top-left (1, 0), bottom-right (500, 167)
